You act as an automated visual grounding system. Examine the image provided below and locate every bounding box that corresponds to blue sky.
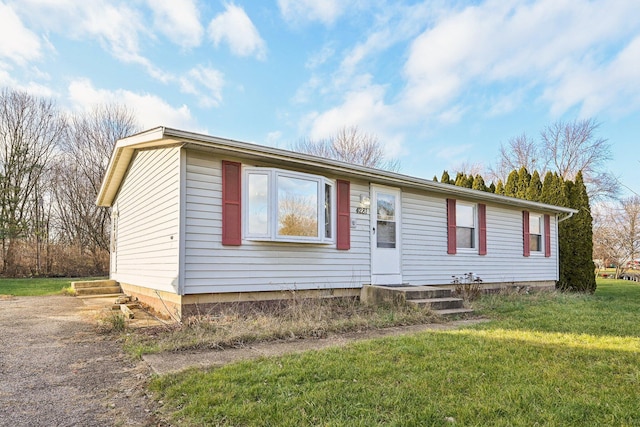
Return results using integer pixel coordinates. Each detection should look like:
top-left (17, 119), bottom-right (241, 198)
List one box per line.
top-left (1, 0), bottom-right (639, 195)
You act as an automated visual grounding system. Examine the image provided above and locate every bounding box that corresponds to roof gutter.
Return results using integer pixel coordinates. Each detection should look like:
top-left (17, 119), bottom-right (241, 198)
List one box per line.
top-left (96, 126), bottom-right (580, 216)
top-left (557, 211), bottom-right (575, 223)
top-left (163, 128), bottom-right (576, 215)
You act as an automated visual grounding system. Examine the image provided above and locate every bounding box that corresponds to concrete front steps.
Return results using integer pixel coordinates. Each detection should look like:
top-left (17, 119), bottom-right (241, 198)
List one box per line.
top-left (361, 285), bottom-right (473, 317)
top-left (71, 279), bottom-right (122, 298)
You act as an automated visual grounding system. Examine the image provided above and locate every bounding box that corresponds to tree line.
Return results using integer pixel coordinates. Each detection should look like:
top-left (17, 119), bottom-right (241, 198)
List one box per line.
top-left (0, 88), bottom-right (138, 277)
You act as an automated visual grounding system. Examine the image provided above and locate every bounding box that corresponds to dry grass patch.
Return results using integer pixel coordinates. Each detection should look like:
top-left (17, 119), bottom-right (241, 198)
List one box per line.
top-left (96, 311), bottom-right (127, 334)
top-left (125, 297), bottom-right (440, 357)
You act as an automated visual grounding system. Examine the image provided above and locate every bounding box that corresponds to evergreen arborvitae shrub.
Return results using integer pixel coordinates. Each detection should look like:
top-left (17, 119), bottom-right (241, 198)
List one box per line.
top-left (526, 170), bottom-right (542, 201)
top-left (558, 172), bottom-right (596, 293)
top-left (504, 170), bottom-right (519, 197)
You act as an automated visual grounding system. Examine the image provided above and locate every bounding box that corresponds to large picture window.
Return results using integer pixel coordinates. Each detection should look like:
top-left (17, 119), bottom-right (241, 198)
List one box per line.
top-left (244, 168), bottom-right (334, 243)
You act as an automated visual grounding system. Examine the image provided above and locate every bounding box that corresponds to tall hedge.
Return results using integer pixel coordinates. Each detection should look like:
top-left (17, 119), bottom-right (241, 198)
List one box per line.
top-left (558, 172), bottom-right (596, 292)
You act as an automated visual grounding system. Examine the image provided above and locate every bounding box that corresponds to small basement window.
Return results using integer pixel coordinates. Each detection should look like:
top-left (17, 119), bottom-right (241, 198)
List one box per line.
top-left (245, 167), bottom-right (334, 243)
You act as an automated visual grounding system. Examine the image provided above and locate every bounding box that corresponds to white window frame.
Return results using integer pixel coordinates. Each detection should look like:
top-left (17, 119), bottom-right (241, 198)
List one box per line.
top-left (243, 167), bottom-right (335, 244)
top-left (456, 202), bottom-right (477, 252)
top-left (529, 213), bottom-right (543, 253)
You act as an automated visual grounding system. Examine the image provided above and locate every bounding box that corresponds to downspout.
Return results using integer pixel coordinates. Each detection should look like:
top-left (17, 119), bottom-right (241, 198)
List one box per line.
top-left (557, 211), bottom-right (575, 223)
top-left (555, 210), bottom-right (575, 284)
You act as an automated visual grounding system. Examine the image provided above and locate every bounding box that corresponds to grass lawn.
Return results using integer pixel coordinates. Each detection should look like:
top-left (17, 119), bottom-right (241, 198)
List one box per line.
top-left (151, 279), bottom-right (640, 426)
top-left (0, 277), bottom-right (106, 296)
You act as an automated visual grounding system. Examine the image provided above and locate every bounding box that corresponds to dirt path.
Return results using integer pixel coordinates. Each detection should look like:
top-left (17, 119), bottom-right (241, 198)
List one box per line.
top-left (0, 295), bottom-right (159, 427)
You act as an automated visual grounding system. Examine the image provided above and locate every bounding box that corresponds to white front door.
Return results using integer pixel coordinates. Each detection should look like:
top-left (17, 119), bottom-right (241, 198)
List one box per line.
top-left (371, 185), bottom-right (402, 285)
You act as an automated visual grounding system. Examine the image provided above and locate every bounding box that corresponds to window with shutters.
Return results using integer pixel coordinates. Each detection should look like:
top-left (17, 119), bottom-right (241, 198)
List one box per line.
top-left (447, 199), bottom-right (486, 255)
top-left (244, 167), bottom-right (335, 243)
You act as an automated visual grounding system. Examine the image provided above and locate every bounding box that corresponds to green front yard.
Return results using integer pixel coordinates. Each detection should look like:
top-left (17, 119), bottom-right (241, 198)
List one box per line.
top-left (150, 279), bottom-right (640, 426)
top-left (0, 277), bottom-right (106, 296)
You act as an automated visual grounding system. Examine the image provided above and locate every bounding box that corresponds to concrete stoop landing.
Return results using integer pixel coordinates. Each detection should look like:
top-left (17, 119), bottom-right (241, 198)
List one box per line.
top-left (71, 279), bottom-right (123, 298)
top-left (360, 285), bottom-right (473, 317)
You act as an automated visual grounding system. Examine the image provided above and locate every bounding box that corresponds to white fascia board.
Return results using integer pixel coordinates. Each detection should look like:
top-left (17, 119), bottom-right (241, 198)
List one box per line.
top-left (96, 127), bottom-right (182, 206)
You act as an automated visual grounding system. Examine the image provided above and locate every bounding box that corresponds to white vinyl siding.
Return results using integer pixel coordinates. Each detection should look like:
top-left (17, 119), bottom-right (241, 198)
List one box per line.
top-left (111, 147), bottom-right (181, 293)
top-left (183, 150), bottom-right (370, 294)
top-left (401, 190), bottom-right (558, 285)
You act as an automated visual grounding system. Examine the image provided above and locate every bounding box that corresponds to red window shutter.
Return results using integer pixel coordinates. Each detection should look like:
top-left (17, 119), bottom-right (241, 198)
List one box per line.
top-left (544, 214), bottom-right (551, 257)
top-left (522, 210), bottom-right (530, 257)
top-left (447, 199), bottom-right (456, 254)
top-left (336, 180), bottom-right (350, 250)
top-left (478, 203), bottom-right (487, 255)
top-left (222, 160), bottom-right (242, 246)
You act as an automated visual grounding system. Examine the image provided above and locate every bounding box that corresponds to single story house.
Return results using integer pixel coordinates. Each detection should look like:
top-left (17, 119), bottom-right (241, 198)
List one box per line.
top-left (96, 127), bottom-right (576, 319)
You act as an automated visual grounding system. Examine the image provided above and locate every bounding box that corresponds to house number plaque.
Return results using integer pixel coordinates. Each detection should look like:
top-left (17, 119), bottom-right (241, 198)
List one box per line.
top-left (356, 207), bottom-right (369, 215)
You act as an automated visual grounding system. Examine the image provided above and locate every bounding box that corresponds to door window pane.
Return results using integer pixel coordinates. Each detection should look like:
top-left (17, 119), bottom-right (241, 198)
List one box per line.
top-left (377, 220), bottom-right (396, 248)
top-left (277, 175), bottom-right (318, 237)
top-left (377, 193), bottom-right (395, 221)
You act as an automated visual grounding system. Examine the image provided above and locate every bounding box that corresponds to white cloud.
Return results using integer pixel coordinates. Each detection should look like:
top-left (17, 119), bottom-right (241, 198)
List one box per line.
top-left (298, 0), bottom-right (640, 167)
top-left (179, 65), bottom-right (225, 107)
top-left (437, 105), bottom-right (465, 124)
top-left (435, 144), bottom-right (473, 161)
top-left (544, 34), bottom-right (640, 118)
top-left (278, 0), bottom-right (343, 26)
top-left (0, 2), bottom-right (41, 65)
top-left (265, 131), bottom-right (283, 148)
top-left (401, 0), bottom-right (640, 118)
top-left (146, 0), bottom-right (203, 48)
top-left (292, 75), bottom-right (322, 104)
top-left (68, 78), bottom-right (200, 130)
top-left (337, 2), bottom-right (432, 85)
top-left (305, 44), bottom-right (335, 69)
top-left (15, 0), bottom-right (173, 82)
top-left (306, 81), bottom-right (404, 157)
top-left (208, 3), bottom-right (266, 60)
top-left (0, 63), bottom-right (56, 98)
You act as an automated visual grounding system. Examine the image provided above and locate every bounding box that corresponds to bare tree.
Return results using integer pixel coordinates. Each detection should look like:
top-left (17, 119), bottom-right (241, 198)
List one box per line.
top-left (53, 104), bottom-right (138, 256)
top-left (491, 119), bottom-right (616, 199)
top-left (453, 161), bottom-right (486, 178)
top-left (541, 118), bottom-right (615, 199)
top-left (0, 89), bottom-right (67, 275)
top-left (292, 126), bottom-right (400, 172)
top-left (592, 197), bottom-right (640, 277)
top-left (489, 133), bottom-right (544, 183)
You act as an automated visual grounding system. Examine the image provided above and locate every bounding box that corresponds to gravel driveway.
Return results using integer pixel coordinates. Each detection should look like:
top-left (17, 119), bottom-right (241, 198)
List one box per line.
top-left (0, 295), bottom-right (160, 426)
